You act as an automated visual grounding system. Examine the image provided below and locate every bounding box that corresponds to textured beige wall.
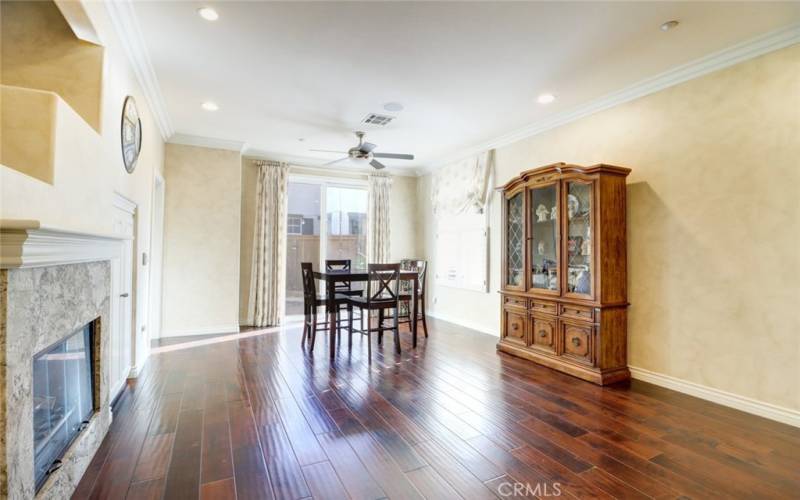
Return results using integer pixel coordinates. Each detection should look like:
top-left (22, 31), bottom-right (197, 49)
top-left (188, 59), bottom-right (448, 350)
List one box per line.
top-left (163, 144), bottom-right (242, 335)
top-left (0, 0), bottom-right (104, 132)
top-left (420, 45), bottom-right (800, 412)
top-left (238, 162), bottom-right (418, 324)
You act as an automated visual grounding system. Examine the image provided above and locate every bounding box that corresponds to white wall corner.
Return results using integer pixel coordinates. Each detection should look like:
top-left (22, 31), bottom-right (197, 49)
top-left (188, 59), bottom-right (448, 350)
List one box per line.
top-left (629, 366), bottom-right (800, 428)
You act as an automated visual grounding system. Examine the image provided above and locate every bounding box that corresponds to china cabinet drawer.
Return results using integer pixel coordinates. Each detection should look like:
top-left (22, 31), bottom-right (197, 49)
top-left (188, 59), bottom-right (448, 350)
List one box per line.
top-left (530, 315), bottom-right (556, 353)
top-left (502, 309), bottom-right (528, 347)
top-left (561, 322), bottom-right (594, 365)
top-left (504, 295), bottom-right (528, 309)
top-left (560, 303), bottom-right (594, 322)
top-left (531, 300), bottom-right (557, 315)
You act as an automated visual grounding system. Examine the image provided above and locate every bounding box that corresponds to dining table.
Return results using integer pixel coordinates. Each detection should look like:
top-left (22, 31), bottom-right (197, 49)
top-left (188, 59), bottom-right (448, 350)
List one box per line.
top-left (313, 268), bottom-right (420, 357)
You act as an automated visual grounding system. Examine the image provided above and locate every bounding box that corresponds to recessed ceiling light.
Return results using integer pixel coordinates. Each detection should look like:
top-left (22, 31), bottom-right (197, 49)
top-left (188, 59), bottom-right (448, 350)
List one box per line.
top-left (537, 93), bottom-right (556, 104)
top-left (660, 20), bottom-right (679, 31)
top-left (201, 101), bottom-right (219, 111)
top-left (383, 102), bottom-right (404, 112)
top-left (197, 7), bottom-right (219, 21)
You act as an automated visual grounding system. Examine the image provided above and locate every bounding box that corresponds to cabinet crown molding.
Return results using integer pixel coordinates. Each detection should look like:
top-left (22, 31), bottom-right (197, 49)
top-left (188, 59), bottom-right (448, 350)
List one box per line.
top-left (497, 162), bottom-right (631, 192)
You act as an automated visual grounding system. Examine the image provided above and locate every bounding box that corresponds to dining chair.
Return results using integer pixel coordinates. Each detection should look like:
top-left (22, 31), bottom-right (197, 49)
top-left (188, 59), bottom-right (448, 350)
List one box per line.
top-left (325, 259), bottom-right (364, 329)
top-left (301, 262), bottom-right (351, 351)
top-left (347, 263), bottom-right (402, 358)
top-left (399, 259), bottom-right (428, 338)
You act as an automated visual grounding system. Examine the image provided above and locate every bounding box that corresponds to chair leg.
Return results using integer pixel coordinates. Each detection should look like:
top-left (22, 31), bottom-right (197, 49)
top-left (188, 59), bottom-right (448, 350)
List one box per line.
top-left (348, 304), bottom-right (353, 348)
top-left (309, 310), bottom-right (317, 351)
top-left (421, 296), bottom-right (428, 338)
top-left (393, 307), bottom-right (401, 354)
top-left (301, 304), bottom-right (309, 345)
top-left (367, 326), bottom-right (372, 361)
top-left (378, 309), bottom-right (384, 345)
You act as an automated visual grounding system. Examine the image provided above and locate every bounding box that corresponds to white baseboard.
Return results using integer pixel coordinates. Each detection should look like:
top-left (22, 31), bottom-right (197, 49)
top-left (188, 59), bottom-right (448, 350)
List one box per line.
top-left (426, 311), bottom-right (499, 337)
top-left (629, 366), bottom-right (800, 428)
top-left (160, 324), bottom-right (241, 338)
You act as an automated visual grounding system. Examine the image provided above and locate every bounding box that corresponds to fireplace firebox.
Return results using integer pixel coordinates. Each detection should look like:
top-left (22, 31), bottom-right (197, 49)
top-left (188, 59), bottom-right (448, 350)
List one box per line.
top-left (32, 321), bottom-right (96, 492)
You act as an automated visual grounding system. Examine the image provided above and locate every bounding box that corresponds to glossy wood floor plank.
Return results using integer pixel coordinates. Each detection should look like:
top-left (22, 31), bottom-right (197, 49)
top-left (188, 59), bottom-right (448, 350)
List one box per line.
top-left (75, 318), bottom-right (800, 499)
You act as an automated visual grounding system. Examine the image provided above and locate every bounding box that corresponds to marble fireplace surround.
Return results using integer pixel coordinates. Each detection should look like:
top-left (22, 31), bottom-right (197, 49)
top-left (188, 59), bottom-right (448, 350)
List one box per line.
top-left (1, 220), bottom-right (128, 499)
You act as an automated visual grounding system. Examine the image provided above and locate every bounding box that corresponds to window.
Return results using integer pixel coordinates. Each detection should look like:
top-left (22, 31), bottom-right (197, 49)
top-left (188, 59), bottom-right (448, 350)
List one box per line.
top-left (284, 179), bottom-right (367, 317)
top-left (287, 214), bottom-right (303, 235)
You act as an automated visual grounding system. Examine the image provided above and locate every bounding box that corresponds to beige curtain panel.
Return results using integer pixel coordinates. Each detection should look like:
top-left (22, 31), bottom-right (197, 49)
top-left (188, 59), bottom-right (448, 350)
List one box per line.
top-left (251, 160), bottom-right (289, 327)
top-left (367, 172), bottom-right (392, 263)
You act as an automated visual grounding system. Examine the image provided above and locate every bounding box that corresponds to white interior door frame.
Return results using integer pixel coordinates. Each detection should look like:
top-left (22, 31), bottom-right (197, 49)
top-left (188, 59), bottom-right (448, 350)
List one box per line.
top-left (148, 174), bottom-right (166, 342)
top-left (111, 192), bottom-right (136, 400)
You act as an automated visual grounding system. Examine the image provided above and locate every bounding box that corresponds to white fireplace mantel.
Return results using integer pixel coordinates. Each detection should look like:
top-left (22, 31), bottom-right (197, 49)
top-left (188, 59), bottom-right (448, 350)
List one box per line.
top-left (0, 219), bottom-right (130, 269)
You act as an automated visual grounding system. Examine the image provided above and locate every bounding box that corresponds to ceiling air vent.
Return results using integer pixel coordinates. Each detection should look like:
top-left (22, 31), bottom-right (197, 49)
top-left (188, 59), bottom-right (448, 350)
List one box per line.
top-left (361, 113), bottom-right (395, 126)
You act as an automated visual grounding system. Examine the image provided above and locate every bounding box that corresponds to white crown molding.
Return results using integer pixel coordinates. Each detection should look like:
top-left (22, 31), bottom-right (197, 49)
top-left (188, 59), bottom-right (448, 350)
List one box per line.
top-left (629, 366), bottom-right (800, 428)
top-left (421, 22), bottom-right (800, 175)
top-left (105, 0), bottom-right (174, 141)
top-left (169, 133), bottom-right (246, 153)
top-left (1, 220), bottom-right (129, 269)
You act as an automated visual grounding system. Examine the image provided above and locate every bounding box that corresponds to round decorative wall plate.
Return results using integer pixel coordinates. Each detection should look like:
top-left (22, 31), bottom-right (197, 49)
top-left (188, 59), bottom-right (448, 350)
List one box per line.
top-left (121, 96), bottom-right (142, 173)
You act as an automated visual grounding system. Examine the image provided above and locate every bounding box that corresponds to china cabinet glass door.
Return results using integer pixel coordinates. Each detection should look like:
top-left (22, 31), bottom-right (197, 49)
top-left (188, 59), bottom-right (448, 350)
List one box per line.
top-left (505, 191), bottom-right (525, 288)
top-left (529, 184), bottom-right (559, 293)
top-left (564, 180), bottom-right (593, 296)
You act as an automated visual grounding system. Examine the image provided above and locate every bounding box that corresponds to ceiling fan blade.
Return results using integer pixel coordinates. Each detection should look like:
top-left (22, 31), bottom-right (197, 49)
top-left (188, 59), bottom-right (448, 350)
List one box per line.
top-left (370, 159), bottom-right (386, 170)
top-left (324, 157), bottom-right (350, 166)
top-left (310, 149), bottom-right (347, 154)
top-left (360, 142), bottom-right (377, 153)
top-left (373, 152), bottom-right (415, 160)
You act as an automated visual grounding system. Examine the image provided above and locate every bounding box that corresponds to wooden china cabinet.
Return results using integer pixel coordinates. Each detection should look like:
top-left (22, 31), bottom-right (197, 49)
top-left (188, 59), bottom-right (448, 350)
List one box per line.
top-left (498, 162), bottom-right (631, 385)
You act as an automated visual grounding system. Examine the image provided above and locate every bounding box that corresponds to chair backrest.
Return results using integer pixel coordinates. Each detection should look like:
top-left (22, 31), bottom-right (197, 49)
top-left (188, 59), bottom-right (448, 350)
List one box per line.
top-left (325, 259), bottom-right (353, 291)
top-left (366, 263), bottom-right (400, 303)
top-left (400, 259), bottom-right (427, 295)
top-left (301, 262), bottom-right (316, 300)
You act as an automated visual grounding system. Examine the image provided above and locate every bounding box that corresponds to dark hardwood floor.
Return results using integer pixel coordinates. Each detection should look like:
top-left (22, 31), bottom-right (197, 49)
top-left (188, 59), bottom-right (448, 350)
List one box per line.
top-left (73, 318), bottom-right (800, 499)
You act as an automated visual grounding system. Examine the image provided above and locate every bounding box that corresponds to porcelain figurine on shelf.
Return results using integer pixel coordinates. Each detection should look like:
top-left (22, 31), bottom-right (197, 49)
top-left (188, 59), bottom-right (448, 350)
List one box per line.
top-left (537, 241), bottom-right (545, 256)
top-left (536, 204), bottom-right (549, 222)
top-left (550, 206), bottom-right (557, 220)
top-left (567, 194), bottom-right (580, 219)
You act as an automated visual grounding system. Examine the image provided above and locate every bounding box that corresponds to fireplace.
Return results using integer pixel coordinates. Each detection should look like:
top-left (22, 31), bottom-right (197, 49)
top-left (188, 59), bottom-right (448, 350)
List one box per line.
top-left (33, 321), bottom-right (97, 492)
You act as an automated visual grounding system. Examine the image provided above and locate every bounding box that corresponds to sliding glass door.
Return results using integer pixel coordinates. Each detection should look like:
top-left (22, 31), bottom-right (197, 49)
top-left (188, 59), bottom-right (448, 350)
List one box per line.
top-left (284, 178), bottom-right (368, 316)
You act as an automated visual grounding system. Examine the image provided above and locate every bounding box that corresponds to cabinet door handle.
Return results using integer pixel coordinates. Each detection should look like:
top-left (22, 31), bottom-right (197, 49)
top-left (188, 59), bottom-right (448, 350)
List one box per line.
top-left (120, 293), bottom-right (129, 298)
top-left (539, 330), bottom-right (547, 338)
top-left (571, 337), bottom-right (581, 347)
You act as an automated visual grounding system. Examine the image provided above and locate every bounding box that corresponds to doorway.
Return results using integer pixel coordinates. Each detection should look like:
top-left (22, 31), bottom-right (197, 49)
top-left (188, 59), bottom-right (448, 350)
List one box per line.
top-left (111, 193), bottom-right (135, 401)
top-left (284, 177), bottom-right (368, 317)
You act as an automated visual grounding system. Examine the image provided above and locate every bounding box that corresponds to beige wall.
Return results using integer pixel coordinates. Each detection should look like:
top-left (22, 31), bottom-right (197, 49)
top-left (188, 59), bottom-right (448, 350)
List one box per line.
top-left (162, 144), bottom-right (242, 336)
top-left (238, 161), bottom-right (418, 324)
top-left (0, 1), bottom-right (165, 369)
top-left (420, 45), bottom-right (800, 412)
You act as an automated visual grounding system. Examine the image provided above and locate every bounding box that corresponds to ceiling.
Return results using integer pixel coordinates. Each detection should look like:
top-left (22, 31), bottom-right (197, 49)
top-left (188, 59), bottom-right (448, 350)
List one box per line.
top-left (131, 1), bottom-right (799, 172)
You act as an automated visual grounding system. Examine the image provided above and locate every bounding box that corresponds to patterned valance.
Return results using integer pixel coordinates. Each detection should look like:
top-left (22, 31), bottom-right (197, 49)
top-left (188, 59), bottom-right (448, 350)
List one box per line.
top-left (432, 150), bottom-right (494, 215)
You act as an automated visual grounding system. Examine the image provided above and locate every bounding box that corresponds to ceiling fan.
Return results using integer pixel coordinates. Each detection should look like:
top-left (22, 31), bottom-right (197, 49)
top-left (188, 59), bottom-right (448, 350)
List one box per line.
top-left (310, 131), bottom-right (414, 170)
